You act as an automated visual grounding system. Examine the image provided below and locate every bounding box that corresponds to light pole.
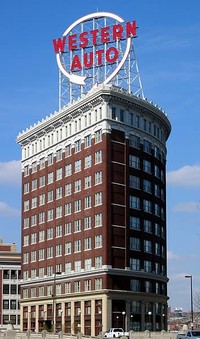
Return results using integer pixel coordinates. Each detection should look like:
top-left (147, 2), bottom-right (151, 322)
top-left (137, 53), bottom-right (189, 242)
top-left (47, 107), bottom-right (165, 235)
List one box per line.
top-left (52, 271), bottom-right (62, 333)
top-left (185, 275), bottom-right (194, 329)
top-left (122, 311), bottom-right (126, 330)
top-left (148, 311), bottom-right (152, 331)
top-left (116, 316), bottom-right (119, 327)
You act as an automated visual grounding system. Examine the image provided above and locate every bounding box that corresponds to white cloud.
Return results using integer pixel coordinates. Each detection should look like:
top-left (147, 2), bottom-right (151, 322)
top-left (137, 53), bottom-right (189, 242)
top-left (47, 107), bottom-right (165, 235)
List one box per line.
top-left (173, 201), bottom-right (200, 213)
top-left (167, 251), bottom-right (179, 260)
top-left (167, 164), bottom-right (200, 187)
top-left (0, 201), bottom-right (20, 217)
top-left (0, 160), bottom-right (21, 185)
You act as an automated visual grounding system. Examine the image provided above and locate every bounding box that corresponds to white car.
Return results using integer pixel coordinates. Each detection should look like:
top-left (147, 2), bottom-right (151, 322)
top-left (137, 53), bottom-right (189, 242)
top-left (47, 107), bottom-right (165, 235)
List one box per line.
top-left (104, 328), bottom-right (129, 338)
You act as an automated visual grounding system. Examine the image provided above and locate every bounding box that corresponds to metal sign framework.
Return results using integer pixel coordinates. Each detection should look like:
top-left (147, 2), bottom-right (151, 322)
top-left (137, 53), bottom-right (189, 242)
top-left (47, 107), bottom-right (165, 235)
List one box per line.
top-left (57, 14), bottom-right (144, 109)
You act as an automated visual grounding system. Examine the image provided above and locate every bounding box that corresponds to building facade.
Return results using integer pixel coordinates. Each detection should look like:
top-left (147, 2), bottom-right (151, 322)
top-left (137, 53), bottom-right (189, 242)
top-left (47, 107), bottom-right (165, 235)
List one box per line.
top-left (17, 84), bottom-right (171, 334)
top-left (0, 239), bottom-right (21, 330)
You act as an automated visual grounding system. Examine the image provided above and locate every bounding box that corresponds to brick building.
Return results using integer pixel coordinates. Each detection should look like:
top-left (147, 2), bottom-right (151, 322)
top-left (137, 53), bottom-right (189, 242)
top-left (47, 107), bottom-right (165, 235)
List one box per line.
top-left (17, 84), bottom-right (171, 334)
top-left (0, 239), bottom-right (21, 330)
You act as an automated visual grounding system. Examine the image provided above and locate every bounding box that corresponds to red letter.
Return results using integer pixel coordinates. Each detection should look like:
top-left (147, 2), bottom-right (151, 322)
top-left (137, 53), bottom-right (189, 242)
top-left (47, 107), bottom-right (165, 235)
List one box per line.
top-left (126, 21), bottom-right (137, 37)
top-left (90, 29), bottom-right (99, 45)
top-left (96, 49), bottom-right (104, 65)
top-left (113, 24), bottom-right (123, 40)
top-left (80, 31), bottom-right (89, 48)
top-left (71, 55), bottom-right (82, 71)
top-left (68, 34), bottom-right (77, 50)
top-left (84, 52), bottom-right (93, 68)
top-left (101, 26), bottom-right (110, 43)
top-left (52, 37), bottom-right (66, 53)
top-left (106, 47), bottom-right (118, 63)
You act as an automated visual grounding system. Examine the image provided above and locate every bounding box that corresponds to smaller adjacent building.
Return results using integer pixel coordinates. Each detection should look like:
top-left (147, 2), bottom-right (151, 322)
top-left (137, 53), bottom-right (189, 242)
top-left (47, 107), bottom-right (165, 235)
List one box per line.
top-left (0, 239), bottom-right (21, 330)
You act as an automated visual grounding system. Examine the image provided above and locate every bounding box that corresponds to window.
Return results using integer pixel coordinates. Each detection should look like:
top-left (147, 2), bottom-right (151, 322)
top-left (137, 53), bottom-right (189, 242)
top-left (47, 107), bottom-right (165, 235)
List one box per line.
top-left (129, 155), bottom-right (140, 169)
top-left (31, 233), bottom-right (37, 244)
top-left (56, 149), bottom-right (62, 161)
top-left (95, 130), bottom-right (102, 143)
top-left (95, 150), bottom-right (102, 164)
top-left (65, 183), bottom-right (72, 196)
top-left (84, 280), bottom-right (91, 292)
top-left (155, 203), bottom-right (160, 216)
top-left (48, 153), bottom-right (54, 165)
top-left (74, 281), bottom-right (81, 292)
top-left (65, 164), bottom-right (72, 176)
top-left (39, 175), bottom-right (45, 187)
top-left (23, 218), bottom-right (29, 229)
top-left (143, 140), bottom-right (151, 153)
top-left (75, 159), bottom-right (81, 172)
top-left (130, 258), bottom-right (140, 271)
top-left (56, 206), bottom-right (63, 218)
top-left (31, 214), bottom-right (37, 226)
top-left (143, 180), bottom-right (151, 193)
top-left (74, 219), bottom-right (81, 232)
top-left (85, 155), bottom-right (92, 168)
top-left (75, 261), bottom-right (81, 272)
top-left (85, 258), bottom-right (92, 270)
top-left (112, 107), bottom-right (116, 119)
top-left (95, 192), bottom-right (102, 205)
top-left (24, 200), bottom-right (29, 211)
top-left (24, 235), bottom-right (29, 246)
top-left (130, 237), bottom-right (140, 251)
top-left (56, 244), bottom-right (62, 256)
top-left (144, 260), bottom-right (152, 273)
top-left (39, 249), bottom-right (45, 260)
top-left (95, 256), bottom-right (102, 268)
top-left (47, 227), bottom-right (53, 239)
top-left (65, 144), bottom-right (71, 157)
top-left (74, 179), bottom-right (81, 192)
top-left (39, 212), bottom-right (45, 224)
top-left (129, 196), bottom-right (140, 209)
top-left (85, 196), bottom-right (92, 209)
top-left (155, 223), bottom-right (160, 236)
top-left (56, 225), bottom-right (62, 237)
top-left (48, 172), bottom-right (54, 184)
top-left (144, 240), bottom-right (152, 253)
top-left (47, 246), bottom-right (53, 259)
top-left (24, 165), bottom-right (29, 176)
top-left (85, 175), bottom-right (92, 188)
top-left (130, 175), bottom-right (140, 189)
top-left (144, 220), bottom-right (152, 233)
top-left (74, 199), bottom-right (81, 212)
top-left (24, 182), bottom-right (29, 194)
top-left (31, 251), bottom-right (36, 262)
top-left (143, 200), bottom-right (152, 213)
top-left (155, 243), bottom-right (160, 256)
top-left (65, 203), bottom-right (72, 215)
top-left (65, 222), bottom-right (72, 235)
top-left (95, 171), bottom-right (102, 185)
top-left (65, 262), bottom-right (71, 274)
top-left (155, 184), bottom-right (160, 197)
top-left (39, 194), bottom-right (45, 206)
top-left (85, 134), bottom-right (91, 147)
top-left (32, 179), bottom-right (37, 190)
top-left (3, 300), bottom-right (9, 309)
top-left (48, 190), bottom-right (53, 202)
top-left (31, 197), bottom-right (37, 209)
top-left (95, 213), bottom-right (102, 227)
top-left (84, 216), bottom-right (91, 230)
top-left (143, 160), bottom-right (151, 173)
top-left (95, 235), bottom-right (102, 248)
top-left (130, 216), bottom-right (140, 230)
top-left (75, 139), bottom-right (81, 152)
top-left (65, 242), bottom-right (72, 254)
top-left (129, 135), bottom-right (140, 148)
top-left (120, 109), bottom-right (124, 122)
top-left (56, 187), bottom-right (62, 199)
top-left (84, 237), bottom-right (92, 250)
top-left (56, 168), bottom-right (62, 180)
top-left (47, 209), bottom-right (54, 221)
top-left (74, 240), bottom-right (81, 253)
top-left (130, 279), bottom-right (140, 292)
top-left (95, 278), bottom-right (102, 289)
top-left (39, 230), bottom-right (45, 242)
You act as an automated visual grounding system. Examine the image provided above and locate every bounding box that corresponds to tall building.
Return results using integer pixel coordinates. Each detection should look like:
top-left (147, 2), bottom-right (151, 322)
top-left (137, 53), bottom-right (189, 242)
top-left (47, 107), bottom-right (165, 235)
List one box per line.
top-left (0, 239), bottom-right (21, 330)
top-left (17, 84), bottom-right (171, 334)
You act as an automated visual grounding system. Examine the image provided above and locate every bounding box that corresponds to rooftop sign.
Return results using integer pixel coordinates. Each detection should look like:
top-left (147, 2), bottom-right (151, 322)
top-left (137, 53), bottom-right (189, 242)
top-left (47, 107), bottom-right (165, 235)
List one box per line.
top-left (53, 12), bottom-right (137, 86)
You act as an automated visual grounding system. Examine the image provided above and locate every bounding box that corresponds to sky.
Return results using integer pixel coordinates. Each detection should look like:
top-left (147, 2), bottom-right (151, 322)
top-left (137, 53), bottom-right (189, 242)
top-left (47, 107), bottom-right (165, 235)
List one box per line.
top-left (0, 0), bottom-right (200, 313)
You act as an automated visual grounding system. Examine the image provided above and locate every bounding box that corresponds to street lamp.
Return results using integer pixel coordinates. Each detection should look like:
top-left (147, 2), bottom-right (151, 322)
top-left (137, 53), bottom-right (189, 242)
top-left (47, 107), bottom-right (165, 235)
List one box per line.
top-left (116, 316), bottom-right (119, 327)
top-left (122, 311), bottom-right (126, 330)
top-left (148, 311), bottom-right (152, 331)
top-left (185, 275), bottom-right (194, 329)
top-left (52, 271), bottom-right (62, 333)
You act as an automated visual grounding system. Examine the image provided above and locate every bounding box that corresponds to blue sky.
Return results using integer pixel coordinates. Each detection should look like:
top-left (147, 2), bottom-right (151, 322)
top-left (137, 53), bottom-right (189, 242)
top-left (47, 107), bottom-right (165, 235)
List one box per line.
top-left (0, 0), bottom-right (200, 312)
